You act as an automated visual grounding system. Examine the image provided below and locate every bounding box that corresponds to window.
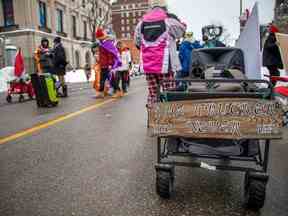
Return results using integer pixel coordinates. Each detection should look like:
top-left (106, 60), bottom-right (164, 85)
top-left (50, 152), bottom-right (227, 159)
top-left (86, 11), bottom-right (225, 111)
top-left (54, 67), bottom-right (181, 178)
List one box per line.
top-left (121, 19), bottom-right (124, 25)
top-left (99, 8), bottom-right (102, 17)
top-left (133, 18), bottom-right (136, 24)
top-left (72, 16), bottom-right (77, 38)
top-left (83, 20), bottom-right (87, 39)
top-left (121, 26), bottom-right (125, 32)
top-left (121, 5), bottom-right (124, 10)
top-left (56, 9), bottom-right (64, 32)
top-left (82, 0), bottom-right (85, 7)
top-left (2, 0), bottom-right (15, 26)
top-left (39, 1), bottom-right (47, 27)
top-left (122, 33), bottom-right (125, 38)
top-left (127, 26), bottom-right (130, 31)
top-left (138, 11), bottom-right (141, 16)
top-left (132, 4), bottom-right (135, 9)
top-left (121, 12), bottom-right (124, 18)
top-left (126, 19), bottom-right (129, 24)
top-left (132, 11), bottom-right (136, 17)
top-left (126, 12), bottom-right (129, 17)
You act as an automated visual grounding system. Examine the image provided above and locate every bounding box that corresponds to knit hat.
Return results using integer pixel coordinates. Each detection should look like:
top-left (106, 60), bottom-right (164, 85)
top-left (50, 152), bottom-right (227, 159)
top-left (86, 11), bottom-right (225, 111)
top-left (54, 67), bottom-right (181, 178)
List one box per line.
top-left (269, 25), bottom-right (279, 33)
top-left (95, 28), bottom-right (107, 40)
top-left (54, 36), bottom-right (61, 43)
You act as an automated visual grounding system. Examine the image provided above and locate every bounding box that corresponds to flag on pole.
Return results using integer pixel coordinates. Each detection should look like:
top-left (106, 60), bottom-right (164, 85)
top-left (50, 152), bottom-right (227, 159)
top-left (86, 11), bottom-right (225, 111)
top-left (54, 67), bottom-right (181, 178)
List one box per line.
top-left (14, 48), bottom-right (25, 77)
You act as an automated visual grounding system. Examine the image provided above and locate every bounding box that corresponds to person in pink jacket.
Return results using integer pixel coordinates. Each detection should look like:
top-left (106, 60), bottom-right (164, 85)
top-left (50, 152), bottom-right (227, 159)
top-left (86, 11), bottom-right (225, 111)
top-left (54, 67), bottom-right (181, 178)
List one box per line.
top-left (134, 6), bottom-right (186, 106)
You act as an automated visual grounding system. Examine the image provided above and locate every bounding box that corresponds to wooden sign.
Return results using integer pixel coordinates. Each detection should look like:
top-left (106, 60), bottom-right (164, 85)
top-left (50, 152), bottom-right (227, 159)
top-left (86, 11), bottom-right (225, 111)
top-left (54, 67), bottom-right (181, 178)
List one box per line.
top-left (148, 98), bottom-right (284, 140)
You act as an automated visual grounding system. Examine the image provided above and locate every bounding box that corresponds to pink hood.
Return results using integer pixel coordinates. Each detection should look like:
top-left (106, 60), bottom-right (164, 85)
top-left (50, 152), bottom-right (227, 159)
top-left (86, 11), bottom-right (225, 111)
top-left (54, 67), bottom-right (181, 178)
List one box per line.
top-left (142, 8), bottom-right (168, 22)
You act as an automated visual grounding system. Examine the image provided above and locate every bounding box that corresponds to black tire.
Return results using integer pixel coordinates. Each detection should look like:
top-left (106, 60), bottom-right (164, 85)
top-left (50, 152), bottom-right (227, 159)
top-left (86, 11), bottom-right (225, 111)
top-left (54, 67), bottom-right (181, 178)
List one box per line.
top-left (6, 95), bottom-right (12, 103)
top-left (283, 111), bottom-right (288, 127)
top-left (244, 173), bottom-right (267, 210)
top-left (156, 171), bottom-right (174, 199)
top-left (18, 95), bottom-right (25, 103)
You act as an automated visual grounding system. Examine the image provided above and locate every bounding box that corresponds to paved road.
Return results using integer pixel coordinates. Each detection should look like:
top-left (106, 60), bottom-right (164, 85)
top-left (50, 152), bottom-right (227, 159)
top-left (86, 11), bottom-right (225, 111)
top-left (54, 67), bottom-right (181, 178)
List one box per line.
top-left (0, 79), bottom-right (287, 216)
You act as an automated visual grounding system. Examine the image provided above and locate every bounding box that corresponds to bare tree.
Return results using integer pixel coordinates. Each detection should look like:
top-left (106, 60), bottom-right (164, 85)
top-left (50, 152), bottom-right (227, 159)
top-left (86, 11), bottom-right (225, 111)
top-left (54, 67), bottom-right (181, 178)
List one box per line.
top-left (86, 0), bottom-right (111, 41)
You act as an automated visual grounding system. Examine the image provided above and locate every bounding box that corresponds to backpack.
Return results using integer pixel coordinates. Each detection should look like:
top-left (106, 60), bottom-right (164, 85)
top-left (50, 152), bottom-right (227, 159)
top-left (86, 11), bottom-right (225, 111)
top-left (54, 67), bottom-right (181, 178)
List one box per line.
top-left (141, 20), bottom-right (166, 42)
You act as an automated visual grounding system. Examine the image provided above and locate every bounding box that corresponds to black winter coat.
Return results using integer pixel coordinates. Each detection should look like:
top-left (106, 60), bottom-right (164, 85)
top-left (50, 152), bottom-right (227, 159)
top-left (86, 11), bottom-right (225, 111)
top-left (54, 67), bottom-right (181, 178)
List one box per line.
top-left (53, 43), bottom-right (67, 75)
top-left (263, 33), bottom-right (283, 69)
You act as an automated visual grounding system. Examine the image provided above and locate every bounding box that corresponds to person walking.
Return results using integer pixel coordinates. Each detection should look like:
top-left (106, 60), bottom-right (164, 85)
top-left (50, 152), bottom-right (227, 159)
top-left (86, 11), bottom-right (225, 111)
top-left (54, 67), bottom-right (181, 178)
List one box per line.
top-left (178, 32), bottom-right (202, 78)
top-left (263, 24), bottom-right (283, 84)
top-left (112, 41), bottom-right (131, 98)
top-left (95, 28), bottom-right (121, 98)
top-left (134, 6), bottom-right (186, 107)
top-left (53, 37), bottom-right (68, 97)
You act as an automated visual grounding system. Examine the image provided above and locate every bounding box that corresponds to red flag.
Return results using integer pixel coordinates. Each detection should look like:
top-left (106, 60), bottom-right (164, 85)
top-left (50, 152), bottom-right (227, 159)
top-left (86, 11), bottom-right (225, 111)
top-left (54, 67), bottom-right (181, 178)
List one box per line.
top-left (14, 49), bottom-right (25, 77)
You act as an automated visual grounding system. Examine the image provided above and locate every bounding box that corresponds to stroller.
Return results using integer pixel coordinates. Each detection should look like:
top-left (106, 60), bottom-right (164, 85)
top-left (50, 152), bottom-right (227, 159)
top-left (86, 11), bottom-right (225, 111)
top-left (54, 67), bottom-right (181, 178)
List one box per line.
top-left (148, 48), bottom-right (284, 210)
top-left (6, 73), bottom-right (34, 103)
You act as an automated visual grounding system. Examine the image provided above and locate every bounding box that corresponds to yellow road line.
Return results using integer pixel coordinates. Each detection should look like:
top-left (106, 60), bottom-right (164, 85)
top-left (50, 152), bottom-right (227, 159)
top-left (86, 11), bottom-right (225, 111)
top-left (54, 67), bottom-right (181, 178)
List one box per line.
top-left (0, 86), bottom-right (144, 145)
top-left (0, 99), bottom-right (115, 145)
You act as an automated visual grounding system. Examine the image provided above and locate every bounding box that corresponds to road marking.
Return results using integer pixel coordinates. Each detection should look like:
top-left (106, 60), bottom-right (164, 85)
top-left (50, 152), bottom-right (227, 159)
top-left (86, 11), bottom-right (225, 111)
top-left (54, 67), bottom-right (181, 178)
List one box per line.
top-left (0, 87), bottom-right (144, 145)
top-left (0, 99), bottom-right (115, 145)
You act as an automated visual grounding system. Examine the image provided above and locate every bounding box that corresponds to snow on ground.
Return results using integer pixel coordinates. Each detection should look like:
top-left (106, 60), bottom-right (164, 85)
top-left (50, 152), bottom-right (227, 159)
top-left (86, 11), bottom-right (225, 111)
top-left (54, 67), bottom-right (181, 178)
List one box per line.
top-left (65, 69), bottom-right (95, 83)
top-left (0, 69), bottom-right (96, 92)
top-left (0, 67), bottom-right (15, 92)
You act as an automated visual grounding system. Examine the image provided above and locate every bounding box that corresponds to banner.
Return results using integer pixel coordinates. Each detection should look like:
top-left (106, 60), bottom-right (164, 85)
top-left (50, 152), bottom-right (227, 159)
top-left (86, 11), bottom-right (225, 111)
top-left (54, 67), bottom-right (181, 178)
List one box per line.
top-left (149, 98), bottom-right (283, 140)
top-left (276, 33), bottom-right (288, 73)
top-left (236, 3), bottom-right (262, 79)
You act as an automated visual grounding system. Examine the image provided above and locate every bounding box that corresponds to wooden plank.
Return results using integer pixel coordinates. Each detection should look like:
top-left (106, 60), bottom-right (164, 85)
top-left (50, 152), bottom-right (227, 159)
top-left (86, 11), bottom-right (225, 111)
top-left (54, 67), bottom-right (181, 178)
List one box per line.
top-left (148, 98), bottom-right (284, 139)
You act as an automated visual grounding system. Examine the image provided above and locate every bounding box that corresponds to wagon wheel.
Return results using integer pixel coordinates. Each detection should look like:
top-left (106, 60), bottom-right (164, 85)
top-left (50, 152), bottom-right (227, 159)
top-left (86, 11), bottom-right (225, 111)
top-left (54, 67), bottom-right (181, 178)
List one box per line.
top-left (244, 172), bottom-right (268, 210)
top-left (6, 95), bottom-right (12, 103)
top-left (18, 95), bottom-right (25, 103)
top-left (156, 170), bottom-right (174, 199)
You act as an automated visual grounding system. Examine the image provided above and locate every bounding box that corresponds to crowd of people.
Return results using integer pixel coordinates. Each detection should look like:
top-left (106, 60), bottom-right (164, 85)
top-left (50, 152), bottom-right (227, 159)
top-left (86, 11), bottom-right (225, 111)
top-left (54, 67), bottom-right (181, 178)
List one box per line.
top-left (34, 37), bottom-right (68, 97)
top-left (32, 4), bottom-right (284, 108)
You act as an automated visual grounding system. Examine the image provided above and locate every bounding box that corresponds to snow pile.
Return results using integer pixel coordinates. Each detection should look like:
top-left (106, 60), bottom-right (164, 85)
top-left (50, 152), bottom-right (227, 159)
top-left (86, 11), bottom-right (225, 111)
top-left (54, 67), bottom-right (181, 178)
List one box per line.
top-left (0, 67), bottom-right (15, 92)
top-left (65, 69), bottom-right (95, 83)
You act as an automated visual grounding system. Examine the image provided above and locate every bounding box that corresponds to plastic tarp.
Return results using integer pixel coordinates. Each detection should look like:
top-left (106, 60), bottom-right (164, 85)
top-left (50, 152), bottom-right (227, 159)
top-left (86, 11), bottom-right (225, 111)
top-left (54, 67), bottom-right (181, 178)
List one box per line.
top-left (190, 48), bottom-right (245, 77)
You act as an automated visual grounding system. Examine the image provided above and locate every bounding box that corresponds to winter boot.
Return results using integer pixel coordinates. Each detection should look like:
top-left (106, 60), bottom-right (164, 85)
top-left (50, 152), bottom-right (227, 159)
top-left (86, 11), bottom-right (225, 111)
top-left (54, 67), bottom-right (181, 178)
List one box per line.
top-left (62, 85), bottom-right (68, 97)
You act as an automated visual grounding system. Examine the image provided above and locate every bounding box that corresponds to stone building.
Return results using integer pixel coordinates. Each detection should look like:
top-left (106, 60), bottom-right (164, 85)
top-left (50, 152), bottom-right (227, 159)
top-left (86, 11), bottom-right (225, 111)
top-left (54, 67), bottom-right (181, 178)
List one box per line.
top-left (0, 0), bottom-right (111, 72)
top-left (275, 0), bottom-right (288, 33)
top-left (111, 0), bottom-right (150, 63)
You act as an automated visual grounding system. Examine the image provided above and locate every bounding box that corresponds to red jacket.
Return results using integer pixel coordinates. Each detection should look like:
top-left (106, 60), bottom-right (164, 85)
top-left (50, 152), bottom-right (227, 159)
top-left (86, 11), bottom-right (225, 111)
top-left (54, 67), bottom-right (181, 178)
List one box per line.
top-left (99, 47), bottom-right (114, 69)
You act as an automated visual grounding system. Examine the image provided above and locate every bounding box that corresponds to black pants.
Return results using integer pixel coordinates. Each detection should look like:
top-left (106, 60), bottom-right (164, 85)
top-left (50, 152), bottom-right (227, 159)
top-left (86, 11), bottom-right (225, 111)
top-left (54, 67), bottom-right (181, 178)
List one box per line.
top-left (267, 66), bottom-right (280, 85)
top-left (114, 70), bottom-right (128, 92)
top-left (267, 66), bottom-right (280, 77)
top-left (99, 68), bottom-right (110, 92)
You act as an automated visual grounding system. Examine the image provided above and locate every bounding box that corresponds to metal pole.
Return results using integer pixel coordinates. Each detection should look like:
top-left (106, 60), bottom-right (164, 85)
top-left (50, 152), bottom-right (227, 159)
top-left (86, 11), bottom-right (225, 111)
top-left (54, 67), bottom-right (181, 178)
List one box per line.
top-left (240, 0), bottom-right (243, 16)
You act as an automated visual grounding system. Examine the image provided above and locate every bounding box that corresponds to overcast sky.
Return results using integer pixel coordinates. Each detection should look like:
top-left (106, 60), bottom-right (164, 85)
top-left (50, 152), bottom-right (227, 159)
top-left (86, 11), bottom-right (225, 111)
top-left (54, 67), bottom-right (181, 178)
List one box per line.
top-left (167, 0), bottom-right (276, 41)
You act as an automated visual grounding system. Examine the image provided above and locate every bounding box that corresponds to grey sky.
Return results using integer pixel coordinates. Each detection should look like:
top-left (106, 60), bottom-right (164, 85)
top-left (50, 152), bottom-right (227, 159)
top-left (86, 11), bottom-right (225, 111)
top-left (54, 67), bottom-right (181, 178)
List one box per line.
top-left (167, 0), bottom-right (275, 41)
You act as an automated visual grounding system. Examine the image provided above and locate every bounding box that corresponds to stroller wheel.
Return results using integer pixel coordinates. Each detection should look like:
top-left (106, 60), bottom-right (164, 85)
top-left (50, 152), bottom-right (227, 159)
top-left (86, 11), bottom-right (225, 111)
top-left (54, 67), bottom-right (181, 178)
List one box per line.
top-left (6, 95), bottom-right (12, 103)
top-left (19, 95), bottom-right (25, 103)
top-left (244, 172), bottom-right (268, 210)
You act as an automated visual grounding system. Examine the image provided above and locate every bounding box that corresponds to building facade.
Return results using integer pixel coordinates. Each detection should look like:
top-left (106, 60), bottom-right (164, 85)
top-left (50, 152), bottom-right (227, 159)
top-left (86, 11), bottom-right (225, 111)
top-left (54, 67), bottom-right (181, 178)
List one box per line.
top-left (0, 0), bottom-right (111, 72)
top-left (275, 0), bottom-right (288, 33)
top-left (150, 0), bottom-right (167, 8)
top-left (111, 0), bottom-right (150, 63)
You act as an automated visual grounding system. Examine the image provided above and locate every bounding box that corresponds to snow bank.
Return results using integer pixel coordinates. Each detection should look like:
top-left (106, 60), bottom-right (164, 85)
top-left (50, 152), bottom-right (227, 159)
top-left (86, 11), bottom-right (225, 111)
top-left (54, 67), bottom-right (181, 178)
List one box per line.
top-left (65, 69), bottom-right (95, 83)
top-left (0, 67), bottom-right (15, 92)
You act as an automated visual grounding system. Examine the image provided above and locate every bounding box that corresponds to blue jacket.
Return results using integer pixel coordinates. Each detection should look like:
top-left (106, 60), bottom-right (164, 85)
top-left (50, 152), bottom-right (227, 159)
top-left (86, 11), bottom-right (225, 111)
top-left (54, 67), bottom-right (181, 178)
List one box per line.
top-left (179, 40), bottom-right (202, 77)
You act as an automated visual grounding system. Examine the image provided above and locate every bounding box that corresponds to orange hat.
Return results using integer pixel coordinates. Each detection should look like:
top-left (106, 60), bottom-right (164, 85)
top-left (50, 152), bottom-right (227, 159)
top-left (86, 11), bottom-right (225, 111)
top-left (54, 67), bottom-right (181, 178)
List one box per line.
top-left (95, 28), bottom-right (107, 40)
top-left (269, 25), bottom-right (279, 33)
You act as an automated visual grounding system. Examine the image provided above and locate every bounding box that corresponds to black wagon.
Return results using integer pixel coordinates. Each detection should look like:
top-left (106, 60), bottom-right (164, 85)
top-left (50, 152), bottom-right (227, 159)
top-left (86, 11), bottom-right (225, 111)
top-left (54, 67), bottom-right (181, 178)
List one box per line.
top-left (148, 48), bottom-right (284, 210)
